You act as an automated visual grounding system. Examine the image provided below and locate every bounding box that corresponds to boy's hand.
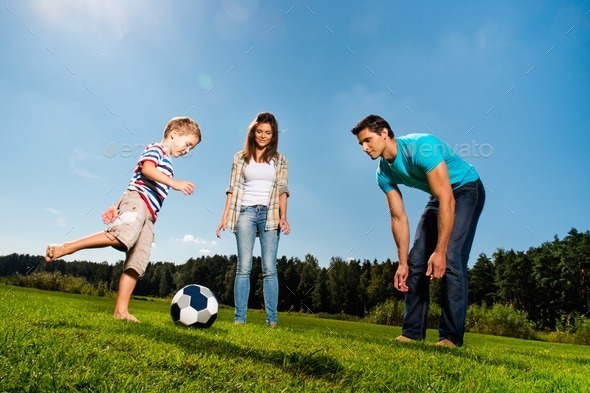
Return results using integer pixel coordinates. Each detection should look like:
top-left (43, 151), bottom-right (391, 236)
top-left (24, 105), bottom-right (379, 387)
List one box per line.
top-left (102, 206), bottom-right (118, 225)
top-left (170, 179), bottom-right (196, 196)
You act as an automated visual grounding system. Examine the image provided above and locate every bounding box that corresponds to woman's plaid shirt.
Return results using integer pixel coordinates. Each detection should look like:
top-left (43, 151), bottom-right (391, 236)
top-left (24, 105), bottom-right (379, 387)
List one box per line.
top-left (225, 151), bottom-right (289, 233)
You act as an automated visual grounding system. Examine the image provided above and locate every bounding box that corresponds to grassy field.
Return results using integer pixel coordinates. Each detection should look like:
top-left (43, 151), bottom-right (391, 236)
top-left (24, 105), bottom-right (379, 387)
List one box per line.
top-left (1, 285), bottom-right (589, 392)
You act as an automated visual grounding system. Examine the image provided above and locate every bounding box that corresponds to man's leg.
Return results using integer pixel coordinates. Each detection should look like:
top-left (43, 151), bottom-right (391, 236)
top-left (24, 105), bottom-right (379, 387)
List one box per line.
top-left (401, 202), bottom-right (438, 340)
top-left (439, 180), bottom-right (485, 346)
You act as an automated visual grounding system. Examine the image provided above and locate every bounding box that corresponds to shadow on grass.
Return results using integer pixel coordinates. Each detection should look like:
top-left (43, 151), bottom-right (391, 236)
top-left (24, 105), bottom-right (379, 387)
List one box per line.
top-left (119, 322), bottom-right (352, 383)
top-left (421, 343), bottom-right (550, 374)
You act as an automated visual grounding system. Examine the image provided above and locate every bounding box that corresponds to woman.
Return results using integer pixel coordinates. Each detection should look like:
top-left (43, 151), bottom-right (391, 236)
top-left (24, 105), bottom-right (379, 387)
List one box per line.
top-left (216, 112), bottom-right (290, 327)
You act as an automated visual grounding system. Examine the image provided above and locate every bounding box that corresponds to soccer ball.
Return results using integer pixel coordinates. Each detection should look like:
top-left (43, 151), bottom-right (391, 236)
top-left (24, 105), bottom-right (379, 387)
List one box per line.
top-left (170, 284), bottom-right (218, 328)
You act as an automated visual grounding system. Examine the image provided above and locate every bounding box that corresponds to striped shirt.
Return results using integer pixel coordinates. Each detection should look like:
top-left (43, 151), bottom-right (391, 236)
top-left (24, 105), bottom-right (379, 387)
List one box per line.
top-left (127, 143), bottom-right (173, 221)
top-left (225, 151), bottom-right (289, 233)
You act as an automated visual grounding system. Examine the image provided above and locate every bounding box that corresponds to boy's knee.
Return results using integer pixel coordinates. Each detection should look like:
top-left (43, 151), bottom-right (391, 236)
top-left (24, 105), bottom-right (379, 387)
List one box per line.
top-left (123, 268), bottom-right (141, 280)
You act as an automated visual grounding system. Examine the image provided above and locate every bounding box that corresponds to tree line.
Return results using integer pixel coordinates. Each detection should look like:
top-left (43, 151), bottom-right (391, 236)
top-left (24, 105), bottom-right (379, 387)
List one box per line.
top-left (1, 228), bottom-right (588, 330)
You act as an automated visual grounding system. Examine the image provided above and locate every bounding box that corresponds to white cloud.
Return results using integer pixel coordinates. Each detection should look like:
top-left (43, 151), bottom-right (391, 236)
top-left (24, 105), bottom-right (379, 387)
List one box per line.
top-left (436, 22), bottom-right (514, 66)
top-left (331, 84), bottom-right (395, 115)
top-left (71, 167), bottom-right (100, 180)
top-left (199, 249), bottom-right (211, 254)
top-left (69, 149), bottom-right (100, 179)
top-left (45, 207), bottom-right (67, 228)
top-left (182, 235), bottom-right (207, 244)
top-left (34, 0), bottom-right (129, 41)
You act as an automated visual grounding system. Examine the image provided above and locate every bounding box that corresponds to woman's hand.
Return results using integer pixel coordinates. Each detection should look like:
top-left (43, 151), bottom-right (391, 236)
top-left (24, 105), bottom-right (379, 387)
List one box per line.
top-left (216, 218), bottom-right (227, 238)
top-left (279, 218), bottom-right (290, 235)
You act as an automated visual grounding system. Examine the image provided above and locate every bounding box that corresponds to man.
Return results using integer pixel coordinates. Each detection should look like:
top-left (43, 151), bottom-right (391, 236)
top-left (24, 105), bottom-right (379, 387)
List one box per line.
top-left (352, 114), bottom-right (485, 347)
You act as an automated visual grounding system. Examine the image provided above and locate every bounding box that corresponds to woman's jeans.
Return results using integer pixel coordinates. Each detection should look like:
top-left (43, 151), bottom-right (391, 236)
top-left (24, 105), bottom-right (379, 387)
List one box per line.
top-left (402, 179), bottom-right (485, 346)
top-left (234, 205), bottom-right (280, 324)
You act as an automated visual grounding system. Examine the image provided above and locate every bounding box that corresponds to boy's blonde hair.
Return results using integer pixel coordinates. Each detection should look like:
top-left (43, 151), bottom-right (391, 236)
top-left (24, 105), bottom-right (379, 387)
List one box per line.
top-left (164, 117), bottom-right (201, 142)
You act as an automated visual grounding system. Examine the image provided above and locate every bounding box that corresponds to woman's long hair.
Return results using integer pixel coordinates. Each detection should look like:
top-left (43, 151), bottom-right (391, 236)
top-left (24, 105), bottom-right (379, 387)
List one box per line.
top-left (243, 112), bottom-right (279, 163)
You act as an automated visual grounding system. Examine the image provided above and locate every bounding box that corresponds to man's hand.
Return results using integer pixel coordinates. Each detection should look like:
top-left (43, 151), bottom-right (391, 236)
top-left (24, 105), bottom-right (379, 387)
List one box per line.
top-left (394, 264), bottom-right (409, 292)
top-left (426, 250), bottom-right (446, 280)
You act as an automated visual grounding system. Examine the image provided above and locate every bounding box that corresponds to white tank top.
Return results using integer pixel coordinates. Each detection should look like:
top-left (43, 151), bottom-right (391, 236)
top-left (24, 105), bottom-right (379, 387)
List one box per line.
top-left (241, 159), bottom-right (275, 206)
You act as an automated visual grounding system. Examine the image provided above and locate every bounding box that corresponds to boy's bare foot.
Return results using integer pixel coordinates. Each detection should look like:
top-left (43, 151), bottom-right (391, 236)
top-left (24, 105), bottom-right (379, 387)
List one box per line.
top-left (45, 244), bottom-right (66, 262)
top-left (114, 312), bottom-right (140, 323)
top-left (395, 335), bottom-right (415, 343)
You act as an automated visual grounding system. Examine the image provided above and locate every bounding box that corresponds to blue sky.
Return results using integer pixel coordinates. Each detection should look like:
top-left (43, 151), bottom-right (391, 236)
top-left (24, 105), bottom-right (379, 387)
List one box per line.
top-left (1, 1), bottom-right (588, 268)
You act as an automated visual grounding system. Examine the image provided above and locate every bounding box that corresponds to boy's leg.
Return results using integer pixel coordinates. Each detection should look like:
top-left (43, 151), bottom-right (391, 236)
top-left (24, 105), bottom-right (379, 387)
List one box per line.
top-left (45, 192), bottom-right (147, 262)
top-left (45, 232), bottom-right (123, 262)
top-left (114, 269), bottom-right (140, 322)
top-left (114, 218), bottom-right (154, 323)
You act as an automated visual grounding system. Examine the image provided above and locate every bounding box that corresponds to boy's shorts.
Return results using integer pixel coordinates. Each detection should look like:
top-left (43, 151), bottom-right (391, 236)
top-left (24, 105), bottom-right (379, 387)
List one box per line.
top-left (105, 191), bottom-right (155, 277)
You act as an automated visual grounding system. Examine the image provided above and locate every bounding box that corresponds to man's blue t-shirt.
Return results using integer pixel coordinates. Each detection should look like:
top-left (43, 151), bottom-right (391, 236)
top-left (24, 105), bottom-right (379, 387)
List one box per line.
top-left (377, 134), bottom-right (479, 195)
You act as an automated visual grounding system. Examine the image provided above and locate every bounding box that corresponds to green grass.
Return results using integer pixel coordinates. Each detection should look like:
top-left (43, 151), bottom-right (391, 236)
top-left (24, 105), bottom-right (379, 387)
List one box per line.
top-left (1, 285), bottom-right (589, 392)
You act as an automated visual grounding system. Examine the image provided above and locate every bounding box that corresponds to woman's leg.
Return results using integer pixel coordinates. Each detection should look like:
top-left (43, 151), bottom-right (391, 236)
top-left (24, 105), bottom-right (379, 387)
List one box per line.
top-left (259, 209), bottom-right (280, 325)
top-left (234, 207), bottom-right (257, 323)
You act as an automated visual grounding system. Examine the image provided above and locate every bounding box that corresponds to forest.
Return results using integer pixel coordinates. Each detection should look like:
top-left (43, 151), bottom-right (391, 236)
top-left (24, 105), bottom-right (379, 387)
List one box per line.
top-left (1, 228), bottom-right (588, 330)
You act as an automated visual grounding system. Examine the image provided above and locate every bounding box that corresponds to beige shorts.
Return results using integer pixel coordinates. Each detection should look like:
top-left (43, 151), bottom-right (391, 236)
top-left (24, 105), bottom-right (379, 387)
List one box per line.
top-left (105, 191), bottom-right (155, 277)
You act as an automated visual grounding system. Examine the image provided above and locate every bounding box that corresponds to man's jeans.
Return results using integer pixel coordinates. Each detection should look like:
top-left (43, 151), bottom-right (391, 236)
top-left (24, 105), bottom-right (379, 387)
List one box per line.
top-left (234, 205), bottom-right (280, 325)
top-left (402, 179), bottom-right (485, 346)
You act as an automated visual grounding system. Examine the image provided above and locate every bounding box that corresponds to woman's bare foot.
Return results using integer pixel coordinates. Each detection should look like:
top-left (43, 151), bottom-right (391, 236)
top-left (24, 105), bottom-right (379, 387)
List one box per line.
top-left (45, 244), bottom-right (66, 262)
top-left (113, 312), bottom-right (140, 323)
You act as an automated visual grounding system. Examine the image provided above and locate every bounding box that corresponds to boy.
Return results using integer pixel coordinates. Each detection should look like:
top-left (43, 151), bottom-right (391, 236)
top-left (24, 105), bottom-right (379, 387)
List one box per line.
top-left (45, 116), bottom-right (201, 322)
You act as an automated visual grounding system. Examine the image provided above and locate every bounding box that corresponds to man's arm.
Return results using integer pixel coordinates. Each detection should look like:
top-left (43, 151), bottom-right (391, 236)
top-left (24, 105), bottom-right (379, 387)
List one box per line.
top-left (425, 161), bottom-right (455, 279)
top-left (386, 188), bottom-right (411, 292)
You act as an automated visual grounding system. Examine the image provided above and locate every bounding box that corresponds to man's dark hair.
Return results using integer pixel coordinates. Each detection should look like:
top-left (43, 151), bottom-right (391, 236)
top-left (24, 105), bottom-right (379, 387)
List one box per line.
top-left (351, 114), bottom-right (394, 138)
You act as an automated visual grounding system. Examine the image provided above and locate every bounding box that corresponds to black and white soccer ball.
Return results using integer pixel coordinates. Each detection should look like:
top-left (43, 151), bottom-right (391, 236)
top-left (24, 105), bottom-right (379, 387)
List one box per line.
top-left (170, 284), bottom-right (218, 328)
